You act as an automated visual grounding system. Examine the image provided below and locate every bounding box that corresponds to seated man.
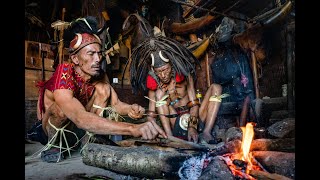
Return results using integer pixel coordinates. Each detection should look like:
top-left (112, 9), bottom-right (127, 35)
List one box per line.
top-left (28, 16), bottom-right (166, 162)
top-left (129, 36), bottom-right (223, 143)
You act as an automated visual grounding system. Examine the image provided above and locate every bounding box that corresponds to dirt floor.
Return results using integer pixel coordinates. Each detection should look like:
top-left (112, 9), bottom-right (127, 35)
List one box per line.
top-left (25, 140), bottom-right (139, 180)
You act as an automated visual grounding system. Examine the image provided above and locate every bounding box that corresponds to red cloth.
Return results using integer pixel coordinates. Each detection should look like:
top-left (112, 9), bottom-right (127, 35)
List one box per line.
top-left (146, 73), bottom-right (185, 90)
top-left (37, 63), bottom-right (95, 120)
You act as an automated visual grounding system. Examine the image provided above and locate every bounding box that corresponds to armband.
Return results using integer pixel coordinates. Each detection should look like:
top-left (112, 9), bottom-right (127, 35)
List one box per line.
top-left (187, 99), bottom-right (200, 108)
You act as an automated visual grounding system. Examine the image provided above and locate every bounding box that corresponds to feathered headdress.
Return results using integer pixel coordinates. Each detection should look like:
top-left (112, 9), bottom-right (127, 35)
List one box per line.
top-left (130, 35), bottom-right (200, 94)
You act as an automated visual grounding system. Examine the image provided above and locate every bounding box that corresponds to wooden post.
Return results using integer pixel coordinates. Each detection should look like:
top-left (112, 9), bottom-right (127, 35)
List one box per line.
top-left (251, 51), bottom-right (260, 98)
top-left (286, 25), bottom-right (295, 118)
top-left (205, 52), bottom-right (211, 88)
top-left (239, 96), bottom-right (250, 127)
top-left (58, 8), bottom-right (66, 64)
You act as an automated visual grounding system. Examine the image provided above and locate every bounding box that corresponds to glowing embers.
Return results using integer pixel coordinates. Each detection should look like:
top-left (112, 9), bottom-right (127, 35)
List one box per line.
top-left (219, 122), bottom-right (266, 180)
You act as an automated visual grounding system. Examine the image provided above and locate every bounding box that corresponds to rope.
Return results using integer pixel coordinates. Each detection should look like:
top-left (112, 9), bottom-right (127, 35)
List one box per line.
top-left (26, 120), bottom-right (86, 163)
top-left (79, 131), bottom-right (95, 154)
top-left (80, 104), bottom-right (124, 153)
top-left (144, 94), bottom-right (169, 107)
top-left (92, 104), bottom-right (125, 122)
top-left (26, 105), bottom-right (124, 162)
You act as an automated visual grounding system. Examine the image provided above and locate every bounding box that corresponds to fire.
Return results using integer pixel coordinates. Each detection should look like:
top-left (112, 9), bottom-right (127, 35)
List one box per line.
top-left (240, 122), bottom-right (255, 173)
top-left (220, 122), bottom-right (265, 179)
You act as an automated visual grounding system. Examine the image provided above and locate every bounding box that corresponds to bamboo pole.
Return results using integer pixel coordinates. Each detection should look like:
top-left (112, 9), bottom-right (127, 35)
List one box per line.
top-left (251, 51), bottom-right (260, 98)
top-left (58, 8), bottom-right (66, 64)
top-left (286, 27), bottom-right (294, 118)
top-left (205, 52), bottom-right (211, 88)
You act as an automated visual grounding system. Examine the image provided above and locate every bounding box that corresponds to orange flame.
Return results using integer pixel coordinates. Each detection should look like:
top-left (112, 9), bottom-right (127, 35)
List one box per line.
top-left (240, 122), bottom-right (255, 173)
top-left (223, 122), bottom-right (264, 179)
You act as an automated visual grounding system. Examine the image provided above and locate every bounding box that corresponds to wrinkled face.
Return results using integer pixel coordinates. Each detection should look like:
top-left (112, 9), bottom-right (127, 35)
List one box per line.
top-left (153, 63), bottom-right (172, 84)
top-left (71, 43), bottom-right (102, 78)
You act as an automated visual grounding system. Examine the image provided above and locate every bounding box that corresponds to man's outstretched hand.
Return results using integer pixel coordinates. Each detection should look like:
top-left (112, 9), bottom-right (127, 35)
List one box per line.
top-left (132, 120), bottom-right (167, 140)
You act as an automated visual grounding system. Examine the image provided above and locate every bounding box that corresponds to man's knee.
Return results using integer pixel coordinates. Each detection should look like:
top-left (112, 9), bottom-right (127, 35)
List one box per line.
top-left (210, 83), bottom-right (222, 94)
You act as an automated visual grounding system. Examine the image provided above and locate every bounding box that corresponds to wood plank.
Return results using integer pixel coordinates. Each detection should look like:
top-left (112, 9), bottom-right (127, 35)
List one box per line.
top-left (25, 56), bottom-right (42, 69)
top-left (25, 41), bottom-right (41, 59)
top-left (25, 69), bottom-right (54, 99)
top-left (43, 58), bottom-right (55, 71)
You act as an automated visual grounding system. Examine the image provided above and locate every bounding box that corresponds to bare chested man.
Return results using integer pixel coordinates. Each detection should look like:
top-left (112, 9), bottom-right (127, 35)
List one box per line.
top-left (33, 17), bottom-right (166, 162)
top-left (130, 36), bottom-right (222, 143)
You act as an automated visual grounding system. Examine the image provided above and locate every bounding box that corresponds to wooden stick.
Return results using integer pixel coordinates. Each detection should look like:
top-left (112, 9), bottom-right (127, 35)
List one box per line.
top-left (159, 135), bottom-right (212, 150)
top-left (58, 8), bottom-right (66, 64)
top-left (205, 52), bottom-right (211, 88)
top-left (239, 96), bottom-right (250, 126)
top-left (251, 51), bottom-right (260, 98)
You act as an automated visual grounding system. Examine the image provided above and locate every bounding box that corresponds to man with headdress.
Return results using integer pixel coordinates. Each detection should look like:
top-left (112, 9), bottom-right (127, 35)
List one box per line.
top-left (130, 35), bottom-right (223, 143)
top-left (29, 16), bottom-right (166, 162)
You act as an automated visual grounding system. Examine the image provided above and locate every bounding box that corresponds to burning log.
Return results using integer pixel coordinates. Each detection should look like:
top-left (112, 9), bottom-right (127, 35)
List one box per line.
top-left (209, 139), bottom-right (242, 157)
top-left (81, 143), bottom-right (193, 179)
top-left (252, 151), bottom-right (295, 179)
top-left (239, 96), bottom-right (251, 127)
top-left (249, 169), bottom-right (293, 180)
top-left (250, 138), bottom-right (295, 152)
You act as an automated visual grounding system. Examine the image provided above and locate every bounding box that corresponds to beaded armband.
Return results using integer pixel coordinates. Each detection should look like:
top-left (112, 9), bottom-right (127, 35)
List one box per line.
top-left (169, 98), bottom-right (180, 106)
top-left (188, 116), bottom-right (198, 130)
top-left (187, 99), bottom-right (200, 108)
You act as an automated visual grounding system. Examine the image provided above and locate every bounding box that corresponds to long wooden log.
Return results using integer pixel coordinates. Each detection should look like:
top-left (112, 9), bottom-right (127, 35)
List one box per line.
top-left (81, 143), bottom-right (193, 179)
top-left (249, 169), bottom-right (293, 180)
top-left (252, 151), bottom-right (295, 179)
top-left (250, 138), bottom-right (295, 152)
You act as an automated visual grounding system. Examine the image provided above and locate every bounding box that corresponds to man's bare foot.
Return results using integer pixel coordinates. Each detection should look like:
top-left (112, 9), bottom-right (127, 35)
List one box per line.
top-left (203, 132), bottom-right (222, 144)
top-left (202, 132), bottom-right (214, 143)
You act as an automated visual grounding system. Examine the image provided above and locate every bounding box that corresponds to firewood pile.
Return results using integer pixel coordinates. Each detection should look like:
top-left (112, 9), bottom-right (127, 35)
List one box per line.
top-left (81, 100), bottom-right (295, 179)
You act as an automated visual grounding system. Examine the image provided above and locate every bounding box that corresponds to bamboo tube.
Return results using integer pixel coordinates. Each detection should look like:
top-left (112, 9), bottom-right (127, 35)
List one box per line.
top-left (58, 8), bottom-right (66, 64)
top-left (251, 51), bottom-right (260, 98)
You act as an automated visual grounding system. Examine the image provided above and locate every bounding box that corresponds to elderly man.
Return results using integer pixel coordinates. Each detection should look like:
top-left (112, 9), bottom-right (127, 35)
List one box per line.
top-left (130, 36), bottom-right (222, 143)
top-left (29, 17), bottom-right (166, 162)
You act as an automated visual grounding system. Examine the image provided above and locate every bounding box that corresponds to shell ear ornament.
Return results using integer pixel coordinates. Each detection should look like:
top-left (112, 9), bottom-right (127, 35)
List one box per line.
top-left (159, 51), bottom-right (169, 62)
